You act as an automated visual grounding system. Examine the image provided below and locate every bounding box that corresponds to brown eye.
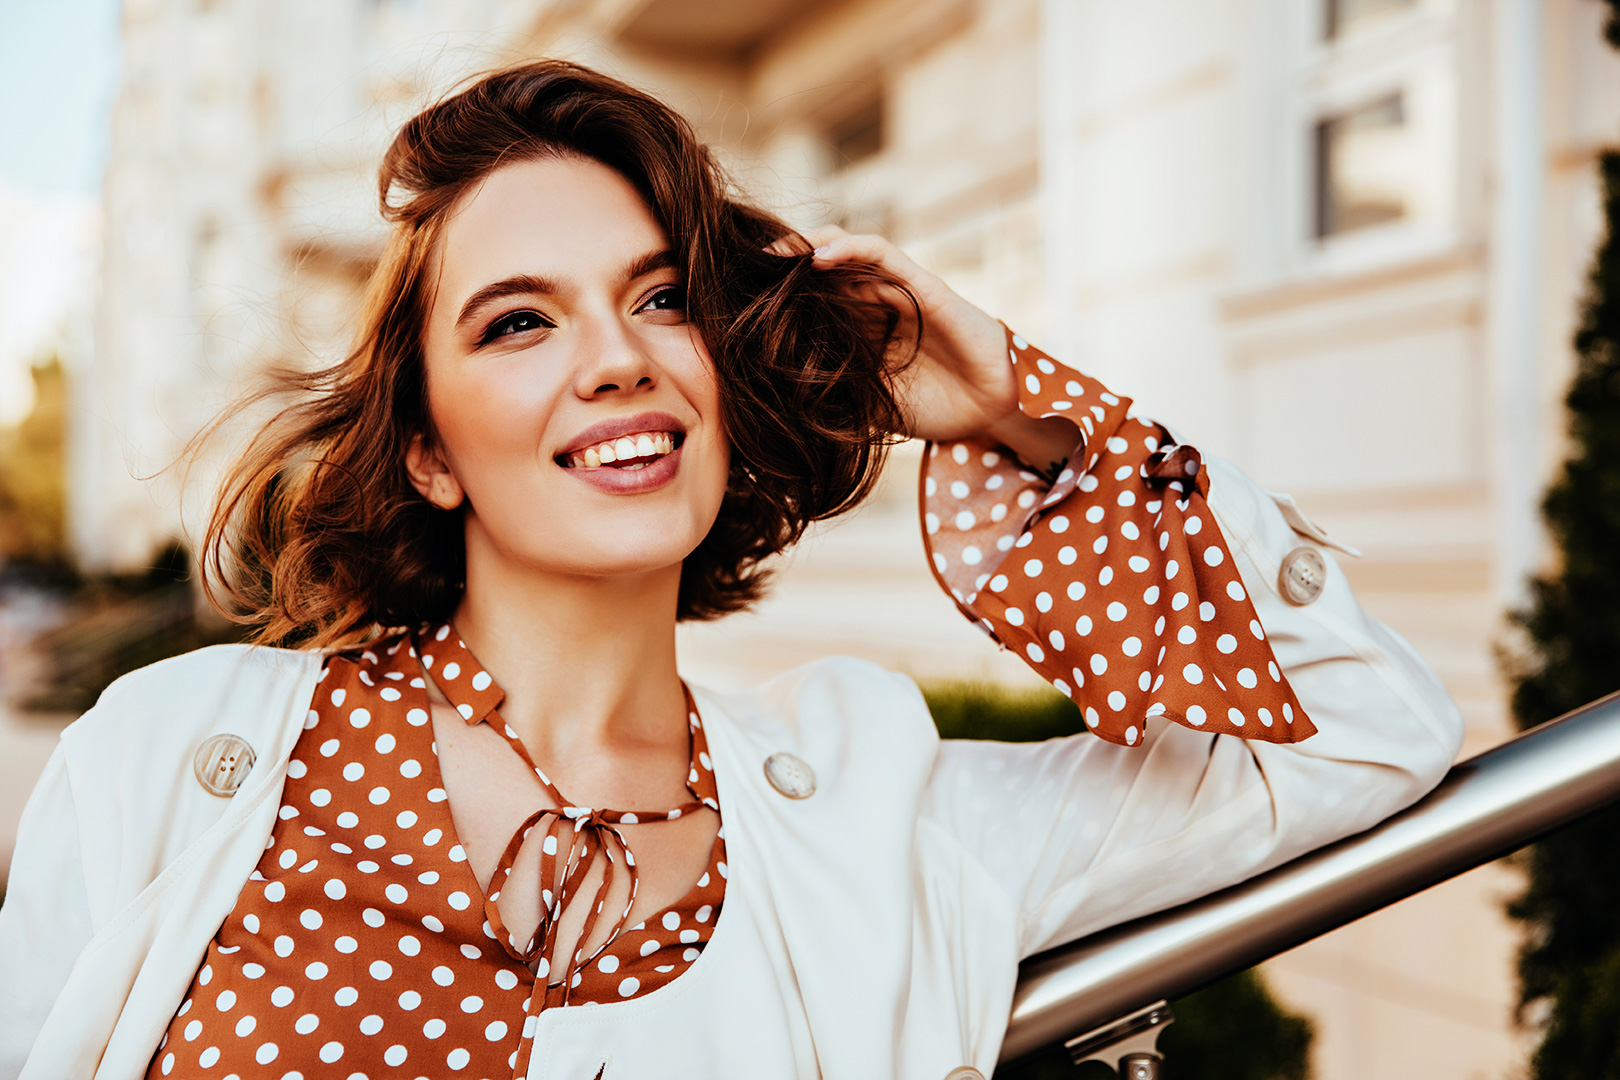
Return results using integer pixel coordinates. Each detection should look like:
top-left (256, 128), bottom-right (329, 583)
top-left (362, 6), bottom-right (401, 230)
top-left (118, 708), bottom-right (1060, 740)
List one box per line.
top-left (482, 310), bottom-right (550, 343)
top-left (638, 285), bottom-right (686, 314)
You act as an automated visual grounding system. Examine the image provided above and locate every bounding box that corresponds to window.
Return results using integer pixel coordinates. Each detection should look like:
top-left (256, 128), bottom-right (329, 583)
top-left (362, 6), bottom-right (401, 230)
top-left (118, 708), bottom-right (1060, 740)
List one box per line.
top-left (1313, 94), bottom-right (1411, 238)
top-left (825, 94), bottom-right (884, 170)
top-left (1324, 0), bottom-right (1417, 40)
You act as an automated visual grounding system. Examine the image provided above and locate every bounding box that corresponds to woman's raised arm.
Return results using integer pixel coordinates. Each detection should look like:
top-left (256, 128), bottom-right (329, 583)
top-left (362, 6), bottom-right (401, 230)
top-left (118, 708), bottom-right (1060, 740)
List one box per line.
top-left (803, 229), bottom-right (1464, 957)
top-left (918, 441), bottom-right (1463, 957)
top-left (808, 226), bottom-right (1318, 746)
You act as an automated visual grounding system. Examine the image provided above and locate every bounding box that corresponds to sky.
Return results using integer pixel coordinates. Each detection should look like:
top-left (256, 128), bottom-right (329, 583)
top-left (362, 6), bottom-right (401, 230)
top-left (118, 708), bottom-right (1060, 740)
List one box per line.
top-left (0, 0), bottom-right (122, 423)
top-left (0, 0), bottom-right (123, 198)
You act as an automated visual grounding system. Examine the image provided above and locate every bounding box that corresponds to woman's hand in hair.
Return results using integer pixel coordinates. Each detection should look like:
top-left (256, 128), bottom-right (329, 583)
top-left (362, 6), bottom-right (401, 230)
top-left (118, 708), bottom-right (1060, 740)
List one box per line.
top-left (780, 226), bottom-right (1079, 474)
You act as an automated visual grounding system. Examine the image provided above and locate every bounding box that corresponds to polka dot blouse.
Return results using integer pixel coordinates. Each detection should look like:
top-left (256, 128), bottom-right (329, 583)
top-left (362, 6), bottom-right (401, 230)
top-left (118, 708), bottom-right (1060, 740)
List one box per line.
top-left (146, 626), bottom-right (726, 1080)
top-left (922, 325), bottom-right (1315, 746)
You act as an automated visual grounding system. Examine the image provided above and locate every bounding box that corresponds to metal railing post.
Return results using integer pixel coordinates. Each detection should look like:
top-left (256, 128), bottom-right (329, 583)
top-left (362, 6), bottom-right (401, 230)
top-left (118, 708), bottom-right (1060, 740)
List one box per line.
top-left (1000, 691), bottom-right (1620, 1065)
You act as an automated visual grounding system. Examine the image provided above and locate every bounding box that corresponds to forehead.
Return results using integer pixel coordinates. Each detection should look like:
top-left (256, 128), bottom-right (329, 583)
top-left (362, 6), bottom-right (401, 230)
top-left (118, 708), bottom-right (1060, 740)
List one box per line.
top-left (435, 156), bottom-right (668, 296)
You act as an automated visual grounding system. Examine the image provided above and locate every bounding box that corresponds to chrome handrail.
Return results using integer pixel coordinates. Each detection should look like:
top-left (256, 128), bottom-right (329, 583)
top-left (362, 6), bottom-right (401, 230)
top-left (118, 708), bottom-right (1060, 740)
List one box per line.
top-left (1001, 690), bottom-right (1620, 1062)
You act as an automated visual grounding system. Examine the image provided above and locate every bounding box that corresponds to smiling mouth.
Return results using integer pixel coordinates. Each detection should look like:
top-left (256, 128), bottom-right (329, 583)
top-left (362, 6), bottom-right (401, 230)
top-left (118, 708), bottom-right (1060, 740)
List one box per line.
top-left (558, 430), bottom-right (683, 471)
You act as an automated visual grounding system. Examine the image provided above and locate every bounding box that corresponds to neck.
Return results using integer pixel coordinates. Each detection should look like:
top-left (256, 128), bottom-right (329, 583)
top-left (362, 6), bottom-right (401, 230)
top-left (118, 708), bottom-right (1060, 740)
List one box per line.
top-left (451, 534), bottom-right (686, 763)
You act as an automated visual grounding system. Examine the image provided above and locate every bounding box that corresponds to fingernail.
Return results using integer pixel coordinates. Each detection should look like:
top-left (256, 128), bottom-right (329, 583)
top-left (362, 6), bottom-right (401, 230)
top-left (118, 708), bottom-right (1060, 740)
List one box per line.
top-left (812, 245), bottom-right (829, 257)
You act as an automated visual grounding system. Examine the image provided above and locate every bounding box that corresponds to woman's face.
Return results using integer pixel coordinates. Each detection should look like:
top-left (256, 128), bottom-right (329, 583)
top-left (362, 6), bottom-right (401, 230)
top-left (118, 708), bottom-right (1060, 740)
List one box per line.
top-left (412, 155), bottom-right (728, 586)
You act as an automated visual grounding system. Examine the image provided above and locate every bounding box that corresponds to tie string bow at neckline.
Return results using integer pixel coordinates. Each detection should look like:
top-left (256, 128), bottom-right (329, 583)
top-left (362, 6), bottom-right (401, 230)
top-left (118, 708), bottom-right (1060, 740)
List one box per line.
top-left (414, 625), bottom-right (707, 1006)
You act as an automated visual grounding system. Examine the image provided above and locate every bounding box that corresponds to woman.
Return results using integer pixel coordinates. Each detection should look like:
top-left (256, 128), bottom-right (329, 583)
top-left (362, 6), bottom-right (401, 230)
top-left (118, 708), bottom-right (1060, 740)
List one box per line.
top-left (0, 61), bottom-right (1461, 1080)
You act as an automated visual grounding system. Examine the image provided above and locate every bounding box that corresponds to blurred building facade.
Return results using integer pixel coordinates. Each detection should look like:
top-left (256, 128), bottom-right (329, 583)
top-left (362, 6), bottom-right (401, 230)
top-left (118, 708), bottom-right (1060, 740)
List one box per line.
top-left (77, 0), bottom-right (1620, 1077)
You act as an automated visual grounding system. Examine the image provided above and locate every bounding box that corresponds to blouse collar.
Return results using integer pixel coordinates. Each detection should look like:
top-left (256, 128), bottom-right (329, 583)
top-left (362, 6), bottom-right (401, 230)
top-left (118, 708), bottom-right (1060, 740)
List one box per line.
top-left (413, 623), bottom-right (507, 727)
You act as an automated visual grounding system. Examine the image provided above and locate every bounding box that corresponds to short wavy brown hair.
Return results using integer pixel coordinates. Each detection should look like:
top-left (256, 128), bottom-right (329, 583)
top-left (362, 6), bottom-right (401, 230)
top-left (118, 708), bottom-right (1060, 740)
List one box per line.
top-left (203, 60), bottom-right (912, 649)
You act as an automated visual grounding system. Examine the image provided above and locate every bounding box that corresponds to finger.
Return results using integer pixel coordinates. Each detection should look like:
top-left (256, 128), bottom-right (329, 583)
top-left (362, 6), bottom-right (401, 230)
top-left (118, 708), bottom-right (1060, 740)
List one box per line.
top-left (762, 235), bottom-right (806, 258)
top-left (798, 224), bottom-right (850, 250)
top-left (808, 231), bottom-right (893, 267)
top-left (763, 224), bottom-right (849, 259)
top-left (810, 233), bottom-right (937, 309)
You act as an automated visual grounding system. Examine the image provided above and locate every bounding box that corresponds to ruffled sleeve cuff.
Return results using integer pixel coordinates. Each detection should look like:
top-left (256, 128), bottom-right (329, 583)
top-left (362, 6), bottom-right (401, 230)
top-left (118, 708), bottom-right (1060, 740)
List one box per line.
top-left (919, 324), bottom-right (1316, 747)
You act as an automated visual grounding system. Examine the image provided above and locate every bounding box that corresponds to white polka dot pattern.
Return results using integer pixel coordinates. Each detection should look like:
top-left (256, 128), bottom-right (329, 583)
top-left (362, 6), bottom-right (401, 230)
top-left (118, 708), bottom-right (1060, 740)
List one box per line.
top-left (147, 630), bottom-right (726, 1080)
top-left (921, 326), bottom-right (1316, 746)
top-left (420, 625), bottom-right (726, 1063)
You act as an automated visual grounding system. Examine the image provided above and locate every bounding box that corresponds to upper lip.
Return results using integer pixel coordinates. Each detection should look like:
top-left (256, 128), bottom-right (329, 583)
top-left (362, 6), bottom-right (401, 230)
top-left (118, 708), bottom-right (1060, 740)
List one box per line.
top-left (556, 411), bottom-right (687, 458)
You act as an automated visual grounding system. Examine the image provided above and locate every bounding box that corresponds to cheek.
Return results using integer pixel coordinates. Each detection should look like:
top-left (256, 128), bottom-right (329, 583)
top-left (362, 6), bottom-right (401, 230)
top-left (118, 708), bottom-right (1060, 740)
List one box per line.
top-left (679, 336), bottom-right (724, 437)
top-left (686, 357), bottom-right (731, 488)
top-left (427, 361), bottom-right (563, 477)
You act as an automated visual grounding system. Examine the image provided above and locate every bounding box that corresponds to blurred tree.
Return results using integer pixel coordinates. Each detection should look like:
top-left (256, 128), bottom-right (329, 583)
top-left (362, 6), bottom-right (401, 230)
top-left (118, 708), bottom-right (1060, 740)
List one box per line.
top-left (0, 358), bottom-right (240, 713)
top-left (1502, 4), bottom-right (1620, 1075)
top-left (921, 683), bottom-right (1314, 1079)
top-left (1153, 971), bottom-right (1311, 1080)
top-left (0, 357), bottom-right (69, 573)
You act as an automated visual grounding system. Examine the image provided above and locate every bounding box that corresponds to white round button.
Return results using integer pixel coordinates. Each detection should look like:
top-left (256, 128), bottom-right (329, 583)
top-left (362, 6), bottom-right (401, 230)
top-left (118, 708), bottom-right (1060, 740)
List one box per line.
top-left (763, 753), bottom-right (815, 799)
top-left (193, 733), bottom-right (257, 797)
top-left (1279, 546), bottom-right (1326, 605)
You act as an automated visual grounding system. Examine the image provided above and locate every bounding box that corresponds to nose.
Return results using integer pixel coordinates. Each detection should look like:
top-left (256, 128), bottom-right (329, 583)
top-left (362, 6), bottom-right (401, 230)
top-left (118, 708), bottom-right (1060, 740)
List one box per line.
top-left (572, 316), bottom-right (658, 400)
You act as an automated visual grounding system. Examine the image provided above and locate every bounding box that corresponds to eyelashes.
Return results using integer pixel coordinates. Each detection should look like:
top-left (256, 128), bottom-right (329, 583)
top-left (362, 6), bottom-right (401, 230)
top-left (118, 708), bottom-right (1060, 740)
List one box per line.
top-left (479, 309), bottom-right (553, 345)
top-left (473, 285), bottom-right (686, 348)
top-left (640, 284), bottom-right (687, 314)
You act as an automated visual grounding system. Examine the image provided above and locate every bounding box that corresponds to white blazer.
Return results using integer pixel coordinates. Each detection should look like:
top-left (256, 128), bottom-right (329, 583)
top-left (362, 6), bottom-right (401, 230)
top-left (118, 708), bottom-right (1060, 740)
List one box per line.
top-left (0, 458), bottom-right (1464, 1080)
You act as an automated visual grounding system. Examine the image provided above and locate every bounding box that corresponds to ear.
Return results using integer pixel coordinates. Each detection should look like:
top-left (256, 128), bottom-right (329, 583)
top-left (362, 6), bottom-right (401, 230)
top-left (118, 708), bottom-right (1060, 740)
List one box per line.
top-left (405, 433), bottom-right (466, 510)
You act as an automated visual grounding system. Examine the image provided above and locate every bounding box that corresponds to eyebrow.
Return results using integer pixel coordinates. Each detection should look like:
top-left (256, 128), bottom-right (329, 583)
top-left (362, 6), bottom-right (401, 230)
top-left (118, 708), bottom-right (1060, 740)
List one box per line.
top-left (454, 274), bottom-right (558, 329)
top-left (624, 248), bottom-right (678, 283)
top-left (453, 249), bottom-right (680, 330)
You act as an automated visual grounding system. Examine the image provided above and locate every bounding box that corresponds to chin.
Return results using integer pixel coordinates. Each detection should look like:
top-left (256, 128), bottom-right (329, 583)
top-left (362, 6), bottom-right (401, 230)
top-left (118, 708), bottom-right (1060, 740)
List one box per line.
top-left (525, 521), bottom-right (708, 581)
top-left (470, 481), bottom-right (724, 585)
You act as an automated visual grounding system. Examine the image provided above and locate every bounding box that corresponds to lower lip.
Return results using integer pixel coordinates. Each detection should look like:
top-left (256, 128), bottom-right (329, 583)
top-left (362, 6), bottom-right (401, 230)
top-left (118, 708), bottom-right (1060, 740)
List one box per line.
top-left (560, 441), bottom-right (685, 495)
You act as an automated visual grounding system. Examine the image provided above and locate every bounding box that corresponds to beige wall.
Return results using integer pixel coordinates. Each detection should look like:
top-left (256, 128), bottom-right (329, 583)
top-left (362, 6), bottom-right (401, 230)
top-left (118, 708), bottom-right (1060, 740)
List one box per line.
top-left (577, 2), bottom-right (1614, 1076)
top-left (76, 0), bottom-right (1620, 1076)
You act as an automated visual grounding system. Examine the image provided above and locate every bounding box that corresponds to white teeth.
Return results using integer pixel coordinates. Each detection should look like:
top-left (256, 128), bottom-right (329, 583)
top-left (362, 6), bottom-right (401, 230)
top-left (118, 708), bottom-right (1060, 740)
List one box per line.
top-left (565, 430), bottom-right (679, 469)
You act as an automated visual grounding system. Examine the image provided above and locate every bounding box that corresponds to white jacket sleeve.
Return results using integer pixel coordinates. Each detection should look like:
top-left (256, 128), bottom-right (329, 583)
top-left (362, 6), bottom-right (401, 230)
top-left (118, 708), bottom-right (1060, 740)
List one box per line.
top-left (0, 742), bottom-right (94, 1079)
top-left (919, 450), bottom-right (1464, 959)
